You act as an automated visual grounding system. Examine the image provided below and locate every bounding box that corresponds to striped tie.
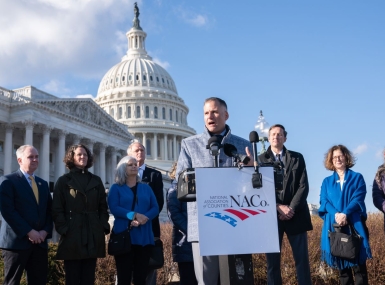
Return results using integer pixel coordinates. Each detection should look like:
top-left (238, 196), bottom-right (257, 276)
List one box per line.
top-left (29, 175), bottom-right (39, 204)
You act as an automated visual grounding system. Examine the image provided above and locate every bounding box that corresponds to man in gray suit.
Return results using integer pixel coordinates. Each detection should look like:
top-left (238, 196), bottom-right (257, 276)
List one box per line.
top-left (175, 97), bottom-right (253, 285)
top-left (258, 124), bottom-right (313, 285)
top-left (0, 145), bottom-right (53, 285)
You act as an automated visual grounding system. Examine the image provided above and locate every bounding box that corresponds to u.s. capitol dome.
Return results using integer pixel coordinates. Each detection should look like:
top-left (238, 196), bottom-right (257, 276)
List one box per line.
top-left (95, 5), bottom-right (196, 170)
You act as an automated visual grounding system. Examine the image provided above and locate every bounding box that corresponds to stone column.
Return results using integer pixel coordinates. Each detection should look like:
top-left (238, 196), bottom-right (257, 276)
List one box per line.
top-left (173, 135), bottom-right (177, 161)
top-left (23, 119), bottom-right (36, 145)
top-left (153, 133), bottom-right (158, 160)
top-left (164, 134), bottom-right (168, 161)
top-left (3, 124), bottom-right (14, 175)
top-left (55, 130), bottom-right (67, 181)
top-left (40, 125), bottom-right (53, 182)
top-left (99, 144), bottom-right (107, 184)
top-left (142, 132), bottom-right (147, 147)
top-left (109, 147), bottom-right (117, 186)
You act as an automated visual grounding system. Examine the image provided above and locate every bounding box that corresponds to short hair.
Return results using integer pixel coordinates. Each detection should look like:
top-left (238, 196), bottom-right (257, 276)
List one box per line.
top-left (168, 161), bottom-right (178, 180)
top-left (115, 156), bottom-right (140, 185)
top-left (324, 144), bottom-right (356, 171)
top-left (63, 144), bottom-right (94, 169)
top-left (16, 145), bottom-right (37, 159)
top-left (204, 97), bottom-right (228, 110)
top-left (268, 124), bottom-right (288, 137)
top-left (127, 142), bottom-right (145, 155)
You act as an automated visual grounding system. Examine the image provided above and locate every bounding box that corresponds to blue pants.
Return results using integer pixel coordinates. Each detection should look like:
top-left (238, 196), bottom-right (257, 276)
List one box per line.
top-left (266, 230), bottom-right (312, 285)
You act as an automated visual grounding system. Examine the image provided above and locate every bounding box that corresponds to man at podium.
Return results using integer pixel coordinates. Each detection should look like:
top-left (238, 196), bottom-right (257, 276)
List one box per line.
top-left (175, 97), bottom-right (252, 285)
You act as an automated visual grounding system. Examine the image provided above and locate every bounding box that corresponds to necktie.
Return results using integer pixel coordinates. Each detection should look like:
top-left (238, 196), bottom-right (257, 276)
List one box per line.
top-left (29, 175), bottom-right (39, 204)
top-left (276, 154), bottom-right (284, 168)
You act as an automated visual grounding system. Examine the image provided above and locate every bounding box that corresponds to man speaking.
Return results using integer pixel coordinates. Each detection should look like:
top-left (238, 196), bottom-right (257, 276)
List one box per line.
top-left (175, 97), bottom-right (252, 285)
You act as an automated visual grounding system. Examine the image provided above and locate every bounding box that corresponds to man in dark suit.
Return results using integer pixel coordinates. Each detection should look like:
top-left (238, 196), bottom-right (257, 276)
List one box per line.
top-left (127, 142), bottom-right (164, 285)
top-left (0, 145), bottom-right (53, 285)
top-left (258, 124), bottom-right (313, 285)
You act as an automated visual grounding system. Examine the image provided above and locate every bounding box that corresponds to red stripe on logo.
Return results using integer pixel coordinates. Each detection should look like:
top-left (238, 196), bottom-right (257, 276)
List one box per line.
top-left (224, 209), bottom-right (249, 220)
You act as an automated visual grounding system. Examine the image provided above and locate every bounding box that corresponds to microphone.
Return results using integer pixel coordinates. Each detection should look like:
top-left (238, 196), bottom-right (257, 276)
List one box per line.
top-left (249, 131), bottom-right (259, 171)
top-left (223, 143), bottom-right (250, 165)
top-left (249, 131), bottom-right (262, 189)
top-left (206, 135), bottom-right (223, 157)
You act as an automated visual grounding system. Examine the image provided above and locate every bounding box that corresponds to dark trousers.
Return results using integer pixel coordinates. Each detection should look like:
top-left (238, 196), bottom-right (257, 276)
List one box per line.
top-left (266, 230), bottom-right (312, 285)
top-left (2, 245), bottom-right (48, 285)
top-left (339, 264), bottom-right (368, 285)
top-left (64, 258), bottom-right (97, 285)
top-left (178, 262), bottom-right (197, 285)
top-left (114, 244), bottom-right (152, 285)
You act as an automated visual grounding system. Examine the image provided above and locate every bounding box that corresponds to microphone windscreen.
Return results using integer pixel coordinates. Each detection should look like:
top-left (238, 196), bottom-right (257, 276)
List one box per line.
top-left (208, 135), bottom-right (222, 145)
top-left (223, 143), bottom-right (237, 157)
top-left (249, 131), bottom-right (259, 143)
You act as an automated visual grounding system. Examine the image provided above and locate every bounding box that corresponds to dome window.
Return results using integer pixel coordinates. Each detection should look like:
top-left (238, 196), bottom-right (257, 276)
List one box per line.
top-left (176, 110), bottom-right (178, 122)
top-left (116, 77), bottom-right (118, 82)
top-left (136, 75), bottom-right (139, 80)
top-left (129, 75), bottom-right (132, 81)
top-left (143, 75), bottom-right (147, 81)
top-left (122, 76), bottom-right (125, 81)
top-left (105, 81), bottom-right (108, 85)
top-left (145, 106), bottom-right (149, 118)
top-left (146, 139), bottom-right (151, 156)
top-left (162, 78), bottom-right (165, 83)
top-left (156, 77), bottom-right (159, 82)
top-left (118, 107), bottom-right (122, 119)
top-left (154, 107), bottom-right (158, 119)
top-left (127, 106), bottom-right (131, 118)
top-left (150, 76), bottom-right (153, 81)
top-left (169, 109), bottom-right (173, 121)
top-left (110, 79), bottom-right (112, 83)
top-left (136, 106), bottom-right (141, 118)
top-left (167, 79), bottom-right (169, 84)
top-left (162, 107), bottom-right (166, 119)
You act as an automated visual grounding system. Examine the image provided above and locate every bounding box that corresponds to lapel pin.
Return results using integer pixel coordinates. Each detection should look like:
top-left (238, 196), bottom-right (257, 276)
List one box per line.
top-left (38, 182), bottom-right (41, 185)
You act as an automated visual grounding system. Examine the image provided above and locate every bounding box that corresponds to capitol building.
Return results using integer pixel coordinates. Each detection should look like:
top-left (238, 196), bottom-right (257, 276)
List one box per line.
top-left (0, 5), bottom-right (195, 194)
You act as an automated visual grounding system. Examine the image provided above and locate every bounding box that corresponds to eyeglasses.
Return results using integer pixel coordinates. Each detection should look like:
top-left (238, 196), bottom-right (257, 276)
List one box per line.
top-left (332, 155), bottom-right (345, 161)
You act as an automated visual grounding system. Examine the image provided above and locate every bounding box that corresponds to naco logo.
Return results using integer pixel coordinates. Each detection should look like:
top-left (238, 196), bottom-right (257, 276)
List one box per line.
top-left (204, 195), bottom-right (269, 227)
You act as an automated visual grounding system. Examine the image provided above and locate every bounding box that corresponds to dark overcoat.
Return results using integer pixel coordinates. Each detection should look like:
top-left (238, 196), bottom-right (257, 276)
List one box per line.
top-left (258, 146), bottom-right (313, 235)
top-left (52, 168), bottom-right (110, 260)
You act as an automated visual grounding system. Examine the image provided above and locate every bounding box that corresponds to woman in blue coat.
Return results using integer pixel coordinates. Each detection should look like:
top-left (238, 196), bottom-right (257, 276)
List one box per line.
top-left (108, 156), bottom-right (159, 285)
top-left (319, 145), bottom-right (371, 285)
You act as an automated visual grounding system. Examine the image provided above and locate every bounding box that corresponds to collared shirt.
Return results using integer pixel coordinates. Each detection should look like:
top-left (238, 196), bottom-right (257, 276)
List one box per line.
top-left (138, 163), bottom-right (146, 179)
top-left (20, 168), bottom-right (35, 188)
top-left (272, 150), bottom-right (285, 163)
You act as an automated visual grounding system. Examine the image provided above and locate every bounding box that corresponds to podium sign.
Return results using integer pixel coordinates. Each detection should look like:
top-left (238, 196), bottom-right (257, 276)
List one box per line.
top-left (195, 167), bottom-right (279, 256)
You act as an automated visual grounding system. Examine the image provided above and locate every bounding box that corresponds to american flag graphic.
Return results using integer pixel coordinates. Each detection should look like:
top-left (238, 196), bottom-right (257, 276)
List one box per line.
top-left (204, 208), bottom-right (267, 227)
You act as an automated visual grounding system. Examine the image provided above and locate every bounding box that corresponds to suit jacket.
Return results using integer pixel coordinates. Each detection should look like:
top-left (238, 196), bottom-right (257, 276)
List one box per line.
top-left (0, 169), bottom-right (53, 250)
top-left (142, 166), bottom-right (164, 238)
top-left (258, 146), bottom-right (312, 235)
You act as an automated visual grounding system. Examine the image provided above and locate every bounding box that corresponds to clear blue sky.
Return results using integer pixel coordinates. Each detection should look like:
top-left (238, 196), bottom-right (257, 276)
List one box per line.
top-left (1, 0), bottom-right (384, 211)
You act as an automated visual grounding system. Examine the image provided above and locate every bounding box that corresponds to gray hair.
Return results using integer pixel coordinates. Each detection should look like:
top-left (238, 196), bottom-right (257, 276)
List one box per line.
top-left (16, 145), bottom-right (37, 159)
top-left (127, 141), bottom-right (145, 155)
top-left (115, 156), bottom-right (140, 185)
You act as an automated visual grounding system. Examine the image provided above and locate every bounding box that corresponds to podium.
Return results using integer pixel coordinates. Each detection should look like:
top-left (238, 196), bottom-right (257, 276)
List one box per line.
top-left (194, 166), bottom-right (280, 284)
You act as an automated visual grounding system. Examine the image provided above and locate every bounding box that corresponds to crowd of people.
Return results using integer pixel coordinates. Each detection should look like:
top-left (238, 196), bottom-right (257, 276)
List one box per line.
top-left (0, 97), bottom-right (383, 285)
